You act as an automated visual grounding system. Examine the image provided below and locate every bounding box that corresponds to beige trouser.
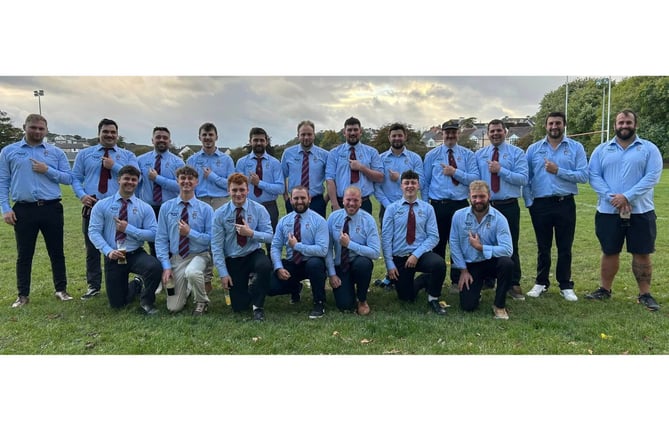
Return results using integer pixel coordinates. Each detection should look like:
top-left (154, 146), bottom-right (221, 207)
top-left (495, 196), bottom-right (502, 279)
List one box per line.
top-left (166, 251), bottom-right (211, 313)
top-left (199, 196), bottom-right (229, 284)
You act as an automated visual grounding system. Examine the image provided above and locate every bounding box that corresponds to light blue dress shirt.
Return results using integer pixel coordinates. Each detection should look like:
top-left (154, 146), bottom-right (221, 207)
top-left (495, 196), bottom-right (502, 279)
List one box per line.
top-left (88, 193), bottom-right (158, 256)
top-left (0, 138), bottom-right (72, 213)
top-left (475, 142), bottom-right (528, 200)
top-left (381, 198), bottom-right (439, 271)
top-left (374, 147), bottom-right (424, 208)
top-left (136, 150), bottom-right (185, 205)
top-left (271, 209), bottom-right (328, 270)
top-left (588, 136), bottom-right (663, 214)
top-left (325, 208), bottom-right (381, 276)
top-left (211, 199), bottom-right (273, 278)
top-left (326, 142), bottom-right (383, 198)
top-left (155, 196), bottom-right (213, 270)
top-left (71, 144), bottom-right (139, 199)
top-left (186, 148), bottom-right (235, 198)
top-left (236, 151), bottom-right (284, 202)
top-left (449, 206), bottom-right (513, 270)
top-left (281, 144), bottom-right (328, 196)
top-left (422, 144), bottom-right (479, 201)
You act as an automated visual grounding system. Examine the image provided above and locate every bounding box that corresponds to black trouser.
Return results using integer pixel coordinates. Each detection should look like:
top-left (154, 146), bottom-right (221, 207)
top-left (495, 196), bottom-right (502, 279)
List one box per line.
top-left (337, 195), bottom-right (372, 214)
top-left (285, 194), bottom-right (326, 218)
top-left (459, 257), bottom-right (513, 311)
top-left (268, 257), bottom-right (327, 304)
top-left (148, 204), bottom-right (161, 258)
top-left (392, 252), bottom-right (446, 301)
top-left (261, 200), bottom-right (279, 255)
top-left (333, 256), bottom-right (373, 310)
top-left (226, 249), bottom-right (272, 312)
top-left (430, 198), bottom-right (469, 284)
top-left (82, 209), bottom-right (102, 291)
top-left (529, 195), bottom-right (576, 290)
top-left (490, 198), bottom-right (521, 286)
top-left (13, 200), bottom-right (67, 296)
top-left (103, 248), bottom-right (162, 309)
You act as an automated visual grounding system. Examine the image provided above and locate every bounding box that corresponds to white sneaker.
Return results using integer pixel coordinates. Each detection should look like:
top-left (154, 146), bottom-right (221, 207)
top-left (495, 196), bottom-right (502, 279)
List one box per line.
top-left (155, 282), bottom-right (163, 295)
top-left (560, 289), bottom-right (578, 301)
top-left (526, 284), bottom-right (547, 298)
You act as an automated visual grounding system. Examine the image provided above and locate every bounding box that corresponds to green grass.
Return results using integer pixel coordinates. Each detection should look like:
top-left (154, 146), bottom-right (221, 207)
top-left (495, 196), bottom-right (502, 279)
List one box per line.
top-left (1, 174), bottom-right (668, 355)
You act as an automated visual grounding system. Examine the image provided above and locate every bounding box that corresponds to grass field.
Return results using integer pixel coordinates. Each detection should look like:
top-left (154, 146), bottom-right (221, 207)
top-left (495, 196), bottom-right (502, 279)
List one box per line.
top-left (1, 174), bottom-right (668, 355)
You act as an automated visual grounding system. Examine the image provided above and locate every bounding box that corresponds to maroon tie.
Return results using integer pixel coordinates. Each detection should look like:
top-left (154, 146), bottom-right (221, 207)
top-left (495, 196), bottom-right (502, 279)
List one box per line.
top-left (178, 202), bottom-right (190, 257)
top-left (406, 202), bottom-right (416, 245)
top-left (152, 154), bottom-right (162, 204)
top-left (340, 216), bottom-right (351, 272)
top-left (301, 150), bottom-right (310, 189)
top-left (349, 146), bottom-right (359, 183)
top-left (115, 198), bottom-right (128, 242)
top-left (491, 147), bottom-right (500, 193)
top-left (448, 149), bottom-right (459, 186)
top-left (97, 147), bottom-right (112, 194)
top-left (235, 207), bottom-right (247, 247)
top-left (292, 213), bottom-right (302, 264)
top-left (254, 157), bottom-right (263, 197)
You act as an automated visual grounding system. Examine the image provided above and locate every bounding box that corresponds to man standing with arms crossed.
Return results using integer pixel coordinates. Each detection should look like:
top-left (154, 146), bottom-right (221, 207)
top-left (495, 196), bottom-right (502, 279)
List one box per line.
top-left (523, 112), bottom-right (588, 301)
top-left (586, 109), bottom-right (663, 311)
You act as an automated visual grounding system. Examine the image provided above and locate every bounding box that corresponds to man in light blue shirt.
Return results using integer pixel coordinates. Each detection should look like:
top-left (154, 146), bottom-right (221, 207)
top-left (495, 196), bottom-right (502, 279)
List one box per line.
top-left (326, 186), bottom-right (380, 315)
top-left (212, 173), bottom-right (273, 321)
top-left (326, 116), bottom-right (383, 214)
top-left (156, 166), bottom-right (213, 315)
top-left (523, 112), bottom-right (588, 301)
top-left (475, 119), bottom-right (528, 300)
top-left (88, 165), bottom-right (162, 315)
top-left (450, 180), bottom-right (513, 319)
top-left (72, 118), bottom-right (139, 300)
top-left (585, 109), bottom-right (663, 311)
top-left (381, 170), bottom-right (447, 315)
top-left (269, 186), bottom-right (329, 319)
top-left (0, 114), bottom-right (74, 308)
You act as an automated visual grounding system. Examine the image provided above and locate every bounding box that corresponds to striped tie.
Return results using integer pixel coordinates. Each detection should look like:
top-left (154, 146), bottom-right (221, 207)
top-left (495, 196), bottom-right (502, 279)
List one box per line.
top-left (491, 147), bottom-right (500, 193)
top-left (406, 202), bottom-right (416, 245)
top-left (97, 147), bottom-right (112, 194)
top-left (301, 150), bottom-right (310, 189)
top-left (292, 213), bottom-right (302, 264)
top-left (152, 154), bottom-right (162, 204)
top-left (235, 207), bottom-right (247, 247)
top-left (349, 146), bottom-right (359, 183)
top-left (115, 198), bottom-right (128, 241)
top-left (254, 157), bottom-right (263, 197)
top-left (340, 216), bottom-right (351, 273)
top-left (448, 149), bottom-right (459, 185)
top-left (178, 201), bottom-right (189, 258)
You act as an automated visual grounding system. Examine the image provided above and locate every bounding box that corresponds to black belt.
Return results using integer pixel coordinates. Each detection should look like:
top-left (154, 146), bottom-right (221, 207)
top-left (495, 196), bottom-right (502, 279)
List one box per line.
top-left (490, 198), bottom-right (518, 206)
top-left (534, 194), bottom-right (574, 203)
top-left (15, 198), bottom-right (61, 207)
top-left (429, 198), bottom-right (467, 205)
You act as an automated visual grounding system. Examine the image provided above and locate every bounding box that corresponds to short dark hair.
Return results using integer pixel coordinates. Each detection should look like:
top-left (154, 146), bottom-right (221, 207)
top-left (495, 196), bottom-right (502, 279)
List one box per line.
top-left (98, 118), bottom-right (118, 133)
top-left (198, 122), bottom-right (217, 136)
top-left (153, 126), bottom-right (171, 135)
top-left (175, 165), bottom-right (198, 179)
top-left (545, 112), bottom-right (566, 126)
top-left (344, 116), bottom-right (361, 127)
top-left (249, 127), bottom-right (268, 140)
top-left (389, 123), bottom-right (407, 135)
top-left (401, 170), bottom-right (419, 181)
top-left (616, 109), bottom-right (638, 125)
top-left (118, 165), bottom-right (140, 178)
top-left (487, 119), bottom-right (506, 131)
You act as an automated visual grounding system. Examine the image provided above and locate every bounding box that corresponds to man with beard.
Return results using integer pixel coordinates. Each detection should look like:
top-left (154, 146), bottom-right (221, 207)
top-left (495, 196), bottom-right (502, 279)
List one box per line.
top-left (523, 112), bottom-right (588, 302)
top-left (281, 120), bottom-right (329, 217)
top-left (449, 180), bottom-right (513, 319)
top-left (156, 166), bottom-right (214, 315)
top-left (326, 116), bottom-right (383, 214)
top-left (326, 186), bottom-right (380, 315)
top-left (381, 170), bottom-right (447, 315)
top-left (1, 114), bottom-right (74, 308)
top-left (586, 110), bottom-right (663, 311)
top-left (236, 127), bottom-right (284, 254)
top-left (421, 119), bottom-right (479, 292)
top-left (187, 122), bottom-right (235, 294)
top-left (72, 118), bottom-right (139, 301)
top-left (269, 186), bottom-right (329, 319)
top-left (475, 119), bottom-right (528, 301)
top-left (88, 165), bottom-right (162, 315)
top-left (212, 173), bottom-right (273, 321)
top-left (137, 126), bottom-right (184, 258)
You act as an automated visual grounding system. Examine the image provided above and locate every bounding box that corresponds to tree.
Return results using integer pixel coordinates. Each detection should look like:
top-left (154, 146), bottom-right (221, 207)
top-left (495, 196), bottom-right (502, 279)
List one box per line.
top-left (320, 130), bottom-right (342, 150)
top-left (0, 111), bottom-right (24, 149)
top-left (369, 123), bottom-right (428, 157)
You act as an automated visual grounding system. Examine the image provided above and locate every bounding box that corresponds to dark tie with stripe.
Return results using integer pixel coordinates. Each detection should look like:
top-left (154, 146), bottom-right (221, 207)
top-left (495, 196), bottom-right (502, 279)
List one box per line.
top-left (115, 198), bottom-right (128, 242)
top-left (349, 146), bottom-right (359, 183)
top-left (448, 149), bottom-right (459, 186)
top-left (340, 216), bottom-right (351, 273)
top-left (491, 146), bottom-right (500, 193)
top-left (292, 213), bottom-right (302, 264)
top-left (254, 157), bottom-right (263, 197)
top-left (301, 150), bottom-right (310, 189)
top-left (406, 202), bottom-right (416, 245)
top-left (98, 147), bottom-right (112, 194)
top-left (152, 154), bottom-right (162, 204)
top-left (235, 207), bottom-right (247, 247)
top-left (179, 201), bottom-right (189, 258)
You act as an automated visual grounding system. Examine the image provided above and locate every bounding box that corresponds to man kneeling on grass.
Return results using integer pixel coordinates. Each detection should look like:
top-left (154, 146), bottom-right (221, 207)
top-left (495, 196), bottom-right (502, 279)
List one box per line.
top-left (449, 180), bottom-right (513, 320)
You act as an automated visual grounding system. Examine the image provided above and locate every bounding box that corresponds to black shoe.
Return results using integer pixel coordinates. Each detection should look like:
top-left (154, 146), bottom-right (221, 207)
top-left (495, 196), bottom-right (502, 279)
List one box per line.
top-left (429, 300), bottom-right (447, 316)
top-left (309, 302), bottom-right (325, 319)
top-left (638, 293), bottom-right (660, 311)
top-left (81, 287), bottom-right (100, 300)
top-left (253, 308), bottom-right (265, 322)
top-left (126, 277), bottom-right (143, 304)
top-left (140, 303), bottom-right (159, 316)
top-left (290, 282), bottom-right (303, 304)
top-left (413, 273), bottom-right (429, 297)
top-left (585, 287), bottom-right (611, 300)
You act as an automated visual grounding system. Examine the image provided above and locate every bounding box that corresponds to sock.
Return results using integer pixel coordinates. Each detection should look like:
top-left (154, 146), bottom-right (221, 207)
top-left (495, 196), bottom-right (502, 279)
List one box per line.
top-left (427, 295), bottom-right (438, 302)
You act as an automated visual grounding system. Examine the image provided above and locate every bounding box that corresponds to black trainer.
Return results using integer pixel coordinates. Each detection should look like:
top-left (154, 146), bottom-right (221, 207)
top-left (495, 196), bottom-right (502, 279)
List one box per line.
top-left (429, 300), bottom-right (447, 316)
top-left (81, 287), bottom-right (100, 300)
top-left (585, 287), bottom-right (611, 300)
top-left (290, 282), bottom-right (303, 304)
top-left (638, 293), bottom-right (660, 311)
top-left (309, 302), bottom-right (325, 319)
top-left (253, 308), bottom-right (265, 322)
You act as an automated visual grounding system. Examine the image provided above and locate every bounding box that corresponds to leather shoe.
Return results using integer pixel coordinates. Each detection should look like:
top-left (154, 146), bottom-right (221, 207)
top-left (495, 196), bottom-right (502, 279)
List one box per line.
top-left (54, 291), bottom-right (73, 301)
top-left (140, 303), bottom-right (159, 316)
top-left (507, 285), bottom-right (525, 301)
top-left (357, 300), bottom-right (370, 316)
top-left (253, 308), bottom-right (265, 322)
top-left (429, 300), bottom-right (447, 316)
top-left (12, 296), bottom-right (29, 308)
